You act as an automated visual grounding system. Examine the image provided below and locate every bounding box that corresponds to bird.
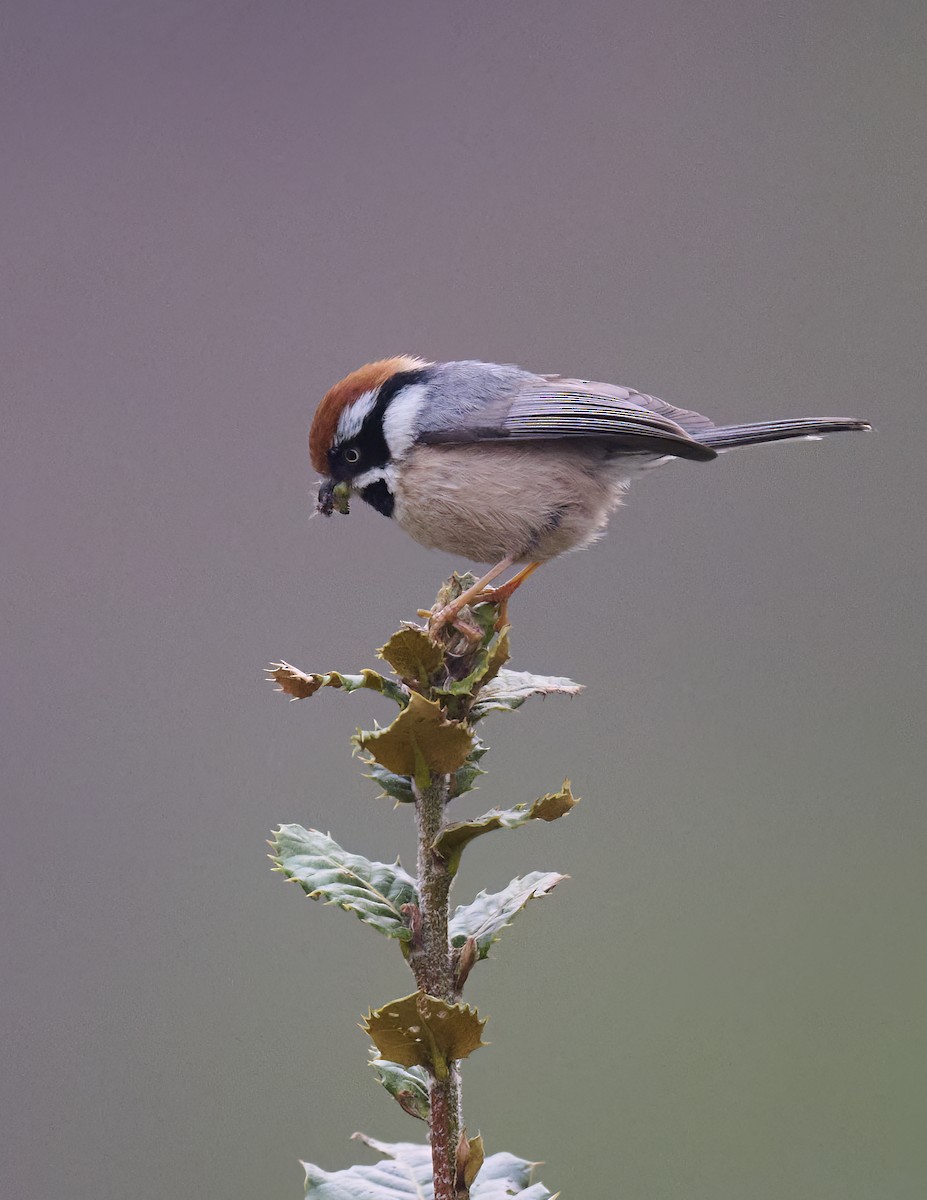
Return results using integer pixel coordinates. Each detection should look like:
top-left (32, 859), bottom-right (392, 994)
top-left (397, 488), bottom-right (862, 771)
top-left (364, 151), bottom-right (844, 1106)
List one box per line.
top-left (309, 357), bottom-right (870, 628)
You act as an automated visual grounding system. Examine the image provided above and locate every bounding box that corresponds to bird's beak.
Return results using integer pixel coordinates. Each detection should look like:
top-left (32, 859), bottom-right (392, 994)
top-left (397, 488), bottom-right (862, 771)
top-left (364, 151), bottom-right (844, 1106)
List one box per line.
top-left (317, 479), bottom-right (351, 517)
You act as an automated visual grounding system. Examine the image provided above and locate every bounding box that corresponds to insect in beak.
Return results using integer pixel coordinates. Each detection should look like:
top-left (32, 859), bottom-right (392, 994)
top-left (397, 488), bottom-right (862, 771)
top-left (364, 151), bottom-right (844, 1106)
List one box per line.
top-left (317, 479), bottom-right (351, 517)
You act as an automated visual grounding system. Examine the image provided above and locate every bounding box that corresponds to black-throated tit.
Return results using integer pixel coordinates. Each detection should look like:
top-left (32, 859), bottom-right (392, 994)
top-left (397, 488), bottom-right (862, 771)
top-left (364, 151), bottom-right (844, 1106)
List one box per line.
top-left (311, 357), bottom-right (870, 625)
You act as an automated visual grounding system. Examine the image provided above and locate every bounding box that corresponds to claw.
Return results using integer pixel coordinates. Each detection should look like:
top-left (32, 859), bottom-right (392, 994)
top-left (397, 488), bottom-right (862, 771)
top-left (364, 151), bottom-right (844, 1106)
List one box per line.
top-left (427, 560), bottom-right (542, 635)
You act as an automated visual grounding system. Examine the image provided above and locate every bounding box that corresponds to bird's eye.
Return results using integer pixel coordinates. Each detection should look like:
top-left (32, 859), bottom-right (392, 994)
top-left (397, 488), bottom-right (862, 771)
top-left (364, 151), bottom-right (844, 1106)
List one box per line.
top-left (343, 447), bottom-right (361, 465)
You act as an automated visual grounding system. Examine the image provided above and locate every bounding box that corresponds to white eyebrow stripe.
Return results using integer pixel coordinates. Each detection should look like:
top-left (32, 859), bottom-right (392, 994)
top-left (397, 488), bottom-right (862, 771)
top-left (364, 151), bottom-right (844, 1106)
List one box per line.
top-left (351, 463), bottom-right (396, 492)
top-left (335, 389), bottom-right (378, 443)
top-left (382, 382), bottom-right (429, 459)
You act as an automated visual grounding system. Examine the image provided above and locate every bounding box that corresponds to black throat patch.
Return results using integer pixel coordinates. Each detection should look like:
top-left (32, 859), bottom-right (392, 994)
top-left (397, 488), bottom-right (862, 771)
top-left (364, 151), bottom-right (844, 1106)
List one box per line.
top-left (359, 478), bottom-right (395, 518)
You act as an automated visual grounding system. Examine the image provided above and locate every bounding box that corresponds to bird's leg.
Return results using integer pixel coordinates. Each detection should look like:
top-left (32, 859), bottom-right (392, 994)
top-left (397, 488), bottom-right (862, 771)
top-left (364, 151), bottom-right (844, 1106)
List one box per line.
top-left (426, 558), bottom-right (543, 633)
top-left (424, 557), bottom-right (516, 631)
top-left (479, 561), bottom-right (542, 627)
top-left (479, 561), bottom-right (542, 605)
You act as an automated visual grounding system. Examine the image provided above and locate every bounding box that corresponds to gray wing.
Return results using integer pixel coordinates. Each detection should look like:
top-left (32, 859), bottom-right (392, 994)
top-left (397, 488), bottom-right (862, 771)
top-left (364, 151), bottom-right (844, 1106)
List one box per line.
top-left (539, 376), bottom-right (720, 436)
top-left (418, 370), bottom-right (718, 463)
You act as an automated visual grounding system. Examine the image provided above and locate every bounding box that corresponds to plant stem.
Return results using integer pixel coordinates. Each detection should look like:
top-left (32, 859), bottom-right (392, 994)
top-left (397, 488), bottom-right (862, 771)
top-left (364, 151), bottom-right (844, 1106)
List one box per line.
top-left (413, 771), bottom-right (462, 1200)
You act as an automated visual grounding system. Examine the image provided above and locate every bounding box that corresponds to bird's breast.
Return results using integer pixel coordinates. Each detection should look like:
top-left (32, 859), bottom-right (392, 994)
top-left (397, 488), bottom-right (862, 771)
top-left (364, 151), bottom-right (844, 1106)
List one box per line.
top-left (393, 442), bottom-right (638, 564)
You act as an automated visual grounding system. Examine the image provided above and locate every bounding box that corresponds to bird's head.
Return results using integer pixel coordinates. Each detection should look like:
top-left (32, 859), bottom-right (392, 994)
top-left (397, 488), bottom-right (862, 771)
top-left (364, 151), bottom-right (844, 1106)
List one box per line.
top-left (310, 356), bottom-right (430, 518)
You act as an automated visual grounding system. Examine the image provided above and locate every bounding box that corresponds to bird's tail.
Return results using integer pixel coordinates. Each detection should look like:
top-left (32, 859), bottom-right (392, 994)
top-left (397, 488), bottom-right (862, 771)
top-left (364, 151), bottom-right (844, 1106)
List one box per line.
top-left (696, 417), bottom-right (871, 451)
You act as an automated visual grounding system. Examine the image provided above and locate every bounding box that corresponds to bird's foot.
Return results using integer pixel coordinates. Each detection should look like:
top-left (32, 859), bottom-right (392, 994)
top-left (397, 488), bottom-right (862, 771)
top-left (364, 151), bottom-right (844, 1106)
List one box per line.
top-left (424, 561), bottom-right (541, 636)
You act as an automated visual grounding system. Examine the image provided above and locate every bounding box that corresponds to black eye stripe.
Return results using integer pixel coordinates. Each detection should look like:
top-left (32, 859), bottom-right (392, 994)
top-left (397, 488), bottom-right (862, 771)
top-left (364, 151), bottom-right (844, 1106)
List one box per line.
top-left (333, 367), bottom-right (432, 478)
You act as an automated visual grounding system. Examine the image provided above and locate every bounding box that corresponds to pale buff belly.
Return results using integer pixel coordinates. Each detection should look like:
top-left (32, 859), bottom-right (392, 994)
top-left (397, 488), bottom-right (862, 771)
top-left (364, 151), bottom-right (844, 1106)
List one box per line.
top-left (392, 442), bottom-right (653, 564)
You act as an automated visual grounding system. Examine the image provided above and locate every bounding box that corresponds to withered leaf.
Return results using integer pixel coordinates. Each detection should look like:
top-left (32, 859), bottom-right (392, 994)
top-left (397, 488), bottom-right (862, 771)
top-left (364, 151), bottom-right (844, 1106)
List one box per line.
top-left (363, 991), bottom-right (487, 1077)
top-left (433, 780), bottom-right (578, 874)
top-left (354, 693), bottom-right (474, 785)
top-left (378, 628), bottom-right (445, 685)
top-left (457, 1130), bottom-right (486, 1191)
top-left (267, 662), bottom-right (408, 706)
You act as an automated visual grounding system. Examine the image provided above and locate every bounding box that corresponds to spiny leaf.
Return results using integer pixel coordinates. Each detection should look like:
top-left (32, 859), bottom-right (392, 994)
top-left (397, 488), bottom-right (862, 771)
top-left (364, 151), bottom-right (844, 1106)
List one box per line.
top-left (363, 992), bottom-right (486, 1077)
top-left (298, 1136), bottom-right (555, 1200)
top-left (476, 1178), bottom-right (556, 1199)
top-left (378, 628), bottom-right (445, 685)
top-left (272, 826), bottom-right (417, 940)
top-left (354, 693), bottom-right (474, 787)
top-left (367, 741), bottom-right (486, 806)
top-left (433, 781), bottom-right (579, 874)
top-left (350, 1132), bottom-right (433, 1161)
top-left (482, 627), bottom-right (511, 683)
top-left (450, 740), bottom-right (489, 798)
top-left (469, 1149), bottom-right (554, 1199)
top-left (470, 667), bottom-right (583, 719)
top-left (450, 871), bottom-right (567, 959)
top-left (365, 762), bottom-right (415, 804)
top-left (369, 1053), bottom-right (430, 1122)
top-left (302, 1138), bottom-right (432, 1199)
top-left (267, 662), bottom-right (409, 707)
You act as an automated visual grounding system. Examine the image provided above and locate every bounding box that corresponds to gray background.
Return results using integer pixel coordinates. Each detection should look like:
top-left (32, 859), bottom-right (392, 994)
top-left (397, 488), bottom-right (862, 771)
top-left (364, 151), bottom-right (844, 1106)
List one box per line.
top-left (3, 2), bottom-right (925, 1198)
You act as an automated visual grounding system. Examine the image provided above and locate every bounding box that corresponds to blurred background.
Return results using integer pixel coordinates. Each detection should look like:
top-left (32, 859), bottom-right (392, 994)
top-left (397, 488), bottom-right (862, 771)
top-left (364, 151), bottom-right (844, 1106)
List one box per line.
top-left (3, 2), bottom-right (925, 1197)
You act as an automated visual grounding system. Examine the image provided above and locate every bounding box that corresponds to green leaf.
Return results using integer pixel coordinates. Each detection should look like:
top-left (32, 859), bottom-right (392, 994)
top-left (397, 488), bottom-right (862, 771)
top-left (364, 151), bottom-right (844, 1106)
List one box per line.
top-left (378, 628), bottom-right (445, 685)
top-left (363, 991), bottom-right (487, 1078)
top-left (469, 1148), bottom-right (554, 1199)
top-left (351, 1133), bottom-right (432, 1159)
top-left (473, 1156), bottom-right (555, 1200)
top-left (301, 1137), bottom-right (555, 1200)
top-left (450, 871), bottom-right (567, 959)
top-left (450, 740), bottom-right (488, 798)
top-left (271, 826), bottom-right (417, 940)
top-left (267, 662), bottom-right (409, 707)
top-left (470, 667), bottom-right (582, 719)
top-left (302, 1139), bottom-right (431, 1200)
top-left (366, 761), bottom-right (415, 804)
top-left (354, 693), bottom-right (475, 787)
top-left (433, 781), bottom-right (579, 874)
top-left (369, 1053), bottom-right (430, 1122)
